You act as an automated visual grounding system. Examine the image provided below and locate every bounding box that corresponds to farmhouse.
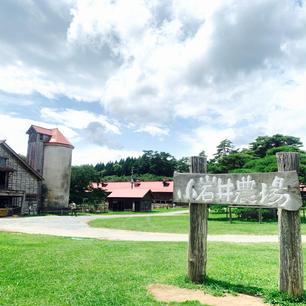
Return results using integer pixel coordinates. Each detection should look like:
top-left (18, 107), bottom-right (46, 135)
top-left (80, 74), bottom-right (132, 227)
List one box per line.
top-left (0, 140), bottom-right (43, 216)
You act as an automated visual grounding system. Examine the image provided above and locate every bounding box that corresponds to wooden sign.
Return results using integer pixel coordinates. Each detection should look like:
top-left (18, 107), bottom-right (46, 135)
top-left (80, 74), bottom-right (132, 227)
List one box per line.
top-left (174, 171), bottom-right (302, 211)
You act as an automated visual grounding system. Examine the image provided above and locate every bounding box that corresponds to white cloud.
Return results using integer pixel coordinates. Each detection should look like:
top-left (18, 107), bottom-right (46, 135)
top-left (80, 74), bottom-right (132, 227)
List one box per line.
top-left (0, 113), bottom-right (135, 165)
top-left (72, 144), bottom-right (142, 166)
top-left (179, 127), bottom-right (236, 159)
top-left (40, 108), bottom-right (120, 134)
top-left (136, 125), bottom-right (169, 137)
top-left (0, 0), bottom-right (305, 161)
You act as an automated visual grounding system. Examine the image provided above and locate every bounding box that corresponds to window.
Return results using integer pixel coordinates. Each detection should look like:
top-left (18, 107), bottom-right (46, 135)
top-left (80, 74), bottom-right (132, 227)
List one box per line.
top-left (25, 194), bottom-right (37, 202)
top-left (0, 157), bottom-right (7, 168)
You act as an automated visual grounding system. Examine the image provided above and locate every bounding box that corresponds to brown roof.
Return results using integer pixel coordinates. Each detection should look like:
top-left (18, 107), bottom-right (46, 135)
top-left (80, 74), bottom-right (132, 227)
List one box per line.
top-left (27, 125), bottom-right (74, 148)
top-left (29, 125), bottom-right (53, 136)
top-left (0, 141), bottom-right (43, 180)
top-left (107, 188), bottom-right (152, 199)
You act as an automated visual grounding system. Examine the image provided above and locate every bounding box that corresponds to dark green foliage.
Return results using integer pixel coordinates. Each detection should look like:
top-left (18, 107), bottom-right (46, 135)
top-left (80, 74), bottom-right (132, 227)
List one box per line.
top-left (242, 155), bottom-right (278, 173)
top-left (265, 145), bottom-right (302, 156)
top-left (208, 153), bottom-right (255, 174)
top-left (94, 150), bottom-right (186, 178)
top-left (176, 157), bottom-right (190, 173)
top-left (70, 165), bottom-right (106, 204)
top-left (213, 139), bottom-right (235, 160)
top-left (250, 134), bottom-right (302, 158)
top-left (207, 135), bottom-right (306, 183)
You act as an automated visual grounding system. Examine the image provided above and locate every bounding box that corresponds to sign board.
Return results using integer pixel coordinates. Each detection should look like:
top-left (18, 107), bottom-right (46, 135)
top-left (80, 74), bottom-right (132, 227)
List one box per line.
top-left (174, 171), bottom-right (302, 211)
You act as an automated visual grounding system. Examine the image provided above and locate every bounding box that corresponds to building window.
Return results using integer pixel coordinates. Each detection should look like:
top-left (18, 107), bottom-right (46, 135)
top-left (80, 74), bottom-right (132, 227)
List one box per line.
top-left (25, 194), bottom-right (37, 202)
top-left (0, 157), bottom-right (7, 168)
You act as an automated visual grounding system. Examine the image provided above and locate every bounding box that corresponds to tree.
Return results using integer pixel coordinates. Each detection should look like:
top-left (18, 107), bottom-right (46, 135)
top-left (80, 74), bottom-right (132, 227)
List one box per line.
top-left (250, 134), bottom-right (302, 158)
top-left (209, 153), bottom-right (255, 173)
top-left (199, 150), bottom-right (206, 157)
top-left (213, 139), bottom-right (235, 160)
top-left (176, 157), bottom-right (189, 173)
top-left (70, 165), bottom-right (103, 203)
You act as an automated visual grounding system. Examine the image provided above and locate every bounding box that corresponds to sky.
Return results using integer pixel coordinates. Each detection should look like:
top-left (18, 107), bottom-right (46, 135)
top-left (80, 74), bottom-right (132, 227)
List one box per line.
top-left (0, 0), bottom-right (305, 165)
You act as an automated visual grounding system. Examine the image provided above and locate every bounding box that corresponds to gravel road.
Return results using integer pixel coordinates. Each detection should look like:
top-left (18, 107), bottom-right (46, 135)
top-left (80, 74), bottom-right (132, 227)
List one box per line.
top-left (0, 211), bottom-right (304, 243)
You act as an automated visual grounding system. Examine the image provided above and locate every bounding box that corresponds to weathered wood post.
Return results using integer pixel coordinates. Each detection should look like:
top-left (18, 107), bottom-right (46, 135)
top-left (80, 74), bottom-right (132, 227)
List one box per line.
top-left (277, 152), bottom-right (304, 297)
top-left (188, 156), bottom-right (208, 283)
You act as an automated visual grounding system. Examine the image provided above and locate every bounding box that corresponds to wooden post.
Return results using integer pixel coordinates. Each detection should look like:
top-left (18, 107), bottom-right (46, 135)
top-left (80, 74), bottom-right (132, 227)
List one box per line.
top-left (188, 156), bottom-right (208, 283)
top-left (277, 152), bottom-right (304, 297)
top-left (259, 208), bottom-right (262, 224)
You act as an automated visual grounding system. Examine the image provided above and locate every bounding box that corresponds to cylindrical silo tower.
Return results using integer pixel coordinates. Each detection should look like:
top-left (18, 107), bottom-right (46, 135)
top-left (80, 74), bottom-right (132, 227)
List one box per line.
top-left (26, 125), bottom-right (74, 211)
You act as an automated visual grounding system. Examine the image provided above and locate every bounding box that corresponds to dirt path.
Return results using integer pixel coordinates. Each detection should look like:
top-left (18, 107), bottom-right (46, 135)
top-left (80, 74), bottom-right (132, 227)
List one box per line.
top-left (0, 211), bottom-right (305, 242)
top-left (148, 284), bottom-right (270, 306)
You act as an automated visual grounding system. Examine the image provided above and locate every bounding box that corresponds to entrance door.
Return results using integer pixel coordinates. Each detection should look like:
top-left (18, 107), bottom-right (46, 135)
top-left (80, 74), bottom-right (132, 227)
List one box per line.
top-left (135, 201), bottom-right (140, 212)
top-left (0, 171), bottom-right (7, 189)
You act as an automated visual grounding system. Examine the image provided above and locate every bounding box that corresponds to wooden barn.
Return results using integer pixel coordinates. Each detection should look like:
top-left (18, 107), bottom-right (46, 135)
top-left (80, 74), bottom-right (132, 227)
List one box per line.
top-left (107, 189), bottom-right (153, 212)
top-left (0, 140), bottom-right (43, 216)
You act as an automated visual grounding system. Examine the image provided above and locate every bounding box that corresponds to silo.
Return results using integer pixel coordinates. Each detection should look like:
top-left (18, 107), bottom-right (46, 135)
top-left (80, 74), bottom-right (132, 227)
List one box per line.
top-left (26, 126), bottom-right (74, 211)
top-left (42, 145), bottom-right (73, 209)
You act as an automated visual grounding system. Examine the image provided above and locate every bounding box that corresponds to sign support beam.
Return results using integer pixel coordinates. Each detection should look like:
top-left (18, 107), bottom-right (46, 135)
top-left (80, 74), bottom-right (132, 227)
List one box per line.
top-left (277, 152), bottom-right (303, 297)
top-left (188, 156), bottom-right (207, 283)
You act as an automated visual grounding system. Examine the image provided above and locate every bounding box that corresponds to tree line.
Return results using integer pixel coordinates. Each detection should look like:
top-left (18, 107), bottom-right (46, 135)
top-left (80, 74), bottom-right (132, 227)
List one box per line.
top-left (70, 134), bottom-right (306, 203)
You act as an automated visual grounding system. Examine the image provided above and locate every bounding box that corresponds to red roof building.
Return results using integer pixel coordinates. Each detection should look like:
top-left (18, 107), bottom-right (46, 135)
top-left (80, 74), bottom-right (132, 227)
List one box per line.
top-left (91, 180), bottom-right (173, 203)
top-left (107, 188), bottom-right (153, 211)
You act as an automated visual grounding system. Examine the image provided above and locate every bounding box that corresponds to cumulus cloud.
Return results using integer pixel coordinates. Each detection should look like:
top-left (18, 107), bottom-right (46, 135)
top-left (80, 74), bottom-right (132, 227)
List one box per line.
top-left (40, 108), bottom-right (120, 134)
top-left (0, 0), bottom-right (305, 162)
top-left (40, 108), bottom-right (122, 149)
top-left (72, 144), bottom-right (142, 166)
top-left (136, 124), bottom-right (169, 137)
top-left (82, 122), bottom-right (122, 149)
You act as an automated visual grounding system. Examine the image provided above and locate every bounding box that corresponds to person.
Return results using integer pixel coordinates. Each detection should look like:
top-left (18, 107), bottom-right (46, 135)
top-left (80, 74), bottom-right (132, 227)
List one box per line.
top-left (70, 201), bottom-right (77, 216)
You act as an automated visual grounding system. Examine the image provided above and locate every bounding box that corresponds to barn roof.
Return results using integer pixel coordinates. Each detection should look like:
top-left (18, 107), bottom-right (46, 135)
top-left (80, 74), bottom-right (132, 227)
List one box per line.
top-left (0, 140), bottom-right (43, 180)
top-left (27, 125), bottom-right (74, 148)
top-left (91, 181), bottom-right (173, 193)
top-left (107, 188), bottom-right (152, 199)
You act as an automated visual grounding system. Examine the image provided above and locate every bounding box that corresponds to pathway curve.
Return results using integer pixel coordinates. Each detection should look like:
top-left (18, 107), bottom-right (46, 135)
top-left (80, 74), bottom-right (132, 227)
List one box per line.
top-left (0, 211), bottom-right (305, 243)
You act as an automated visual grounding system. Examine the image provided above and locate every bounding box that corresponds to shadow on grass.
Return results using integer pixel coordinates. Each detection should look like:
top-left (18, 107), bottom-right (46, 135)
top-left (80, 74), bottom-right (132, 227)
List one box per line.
top-left (200, 276), bottom-right (264, 296)
top-left (182, 276), bottom-right (306, 306)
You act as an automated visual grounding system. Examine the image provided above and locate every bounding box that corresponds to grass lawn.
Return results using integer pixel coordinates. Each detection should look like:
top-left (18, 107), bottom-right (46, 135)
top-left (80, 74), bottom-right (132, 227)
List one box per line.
top-left (78, 207), bottom-right (188, 216)
top-left (0, 232), bottom-right (306, 306)
top-left (89, 212), bottom-right (306, 235)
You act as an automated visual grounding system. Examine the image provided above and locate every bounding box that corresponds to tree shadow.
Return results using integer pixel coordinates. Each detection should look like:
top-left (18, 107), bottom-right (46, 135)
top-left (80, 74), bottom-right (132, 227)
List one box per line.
top-left (200, 276), bottom-right (264, 296)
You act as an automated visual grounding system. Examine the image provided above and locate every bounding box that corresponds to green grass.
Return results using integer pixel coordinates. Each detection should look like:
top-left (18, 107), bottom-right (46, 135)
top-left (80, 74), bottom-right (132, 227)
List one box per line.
top-left (78, 207), bottom-right (188, 215)
top-left (1, 232), bottom-right (306, 305)
top-left (89, 212), bottom-right (306, 235)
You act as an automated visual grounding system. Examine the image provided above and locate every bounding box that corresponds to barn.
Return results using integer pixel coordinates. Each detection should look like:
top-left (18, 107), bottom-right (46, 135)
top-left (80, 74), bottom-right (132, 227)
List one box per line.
top-left (0, 140), bottom-right (43, 216)
top-left (91, 180), bottom-right (173, 204)
top-left (107, 188), bottom-right (153, 212)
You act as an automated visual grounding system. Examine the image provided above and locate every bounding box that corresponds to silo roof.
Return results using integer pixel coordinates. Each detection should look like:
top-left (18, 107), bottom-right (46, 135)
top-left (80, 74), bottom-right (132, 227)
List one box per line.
top-left (27, 125), bottom-right (74, 149)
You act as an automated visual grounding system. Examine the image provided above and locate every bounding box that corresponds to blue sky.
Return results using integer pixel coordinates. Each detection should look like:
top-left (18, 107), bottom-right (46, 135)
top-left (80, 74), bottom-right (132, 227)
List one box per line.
top-left (0, 0), bottom-right (305, 165)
